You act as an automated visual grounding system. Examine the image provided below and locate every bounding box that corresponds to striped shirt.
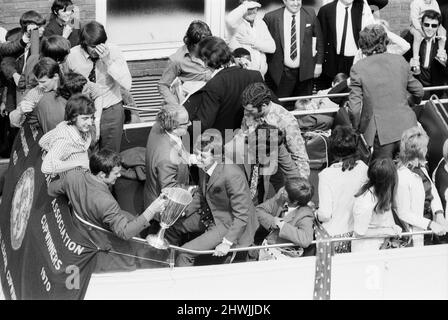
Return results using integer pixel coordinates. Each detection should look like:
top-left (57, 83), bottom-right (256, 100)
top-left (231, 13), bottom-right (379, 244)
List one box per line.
top-left (39, 121), bottom-right (92, 176)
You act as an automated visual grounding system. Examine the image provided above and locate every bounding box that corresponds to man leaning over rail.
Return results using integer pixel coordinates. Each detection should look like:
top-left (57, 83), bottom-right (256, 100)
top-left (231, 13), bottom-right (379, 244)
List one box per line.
top-left (48, 149), bottom-right (167, 240)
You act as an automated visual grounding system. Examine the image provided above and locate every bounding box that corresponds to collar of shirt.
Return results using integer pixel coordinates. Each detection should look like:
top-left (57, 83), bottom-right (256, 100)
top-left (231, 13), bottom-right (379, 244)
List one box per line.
top-left (166, 131), bottom-right (183, 148)
top-left (206, 161), bottom-right (218, 177)
top-left (337, 1), bottom-right (352, 11)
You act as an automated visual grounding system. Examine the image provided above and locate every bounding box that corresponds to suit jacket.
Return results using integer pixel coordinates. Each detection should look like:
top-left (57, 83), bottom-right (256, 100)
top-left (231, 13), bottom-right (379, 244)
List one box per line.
top-left (403, 33), bottom-right (448, 89)
top-left (256, 188), bottom-right (314, 248)
top-left (348, 53), bottom-right (424, 146)
top-left (317, 0), bottom-right (364, 78)
top-left (143, 121), bottom-right (190, 208)
top-left (187, 163), bottom-right (257, 247)
top-left (263, 6), bottom-right (324, 86)
top-left (184, 66), bottom-right (263, 140)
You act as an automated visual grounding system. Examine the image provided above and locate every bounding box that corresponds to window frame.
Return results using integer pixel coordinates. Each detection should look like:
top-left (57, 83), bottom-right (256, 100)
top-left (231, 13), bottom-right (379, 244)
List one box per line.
top-left (95, 0), bottom-right (226, 61)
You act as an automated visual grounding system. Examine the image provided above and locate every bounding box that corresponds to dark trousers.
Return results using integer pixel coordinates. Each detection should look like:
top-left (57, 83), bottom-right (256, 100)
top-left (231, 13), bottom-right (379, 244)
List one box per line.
top-left (99, 101), bottom-right (125, 153)
top-left (266, 66), bottom-right (313, 111)
top-left (176, 223), bottom-right (228, 267)
top-left (316, 55), bottom-right (355, 90)
top-left (371, 134), bottom-right (400, 161)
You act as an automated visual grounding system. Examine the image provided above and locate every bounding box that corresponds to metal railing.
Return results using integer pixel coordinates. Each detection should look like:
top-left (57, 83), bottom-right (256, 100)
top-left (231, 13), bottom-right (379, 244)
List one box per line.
top-left (73, 209), bottom-right (436, 269)
top-left (278, 85), bottom-right (448, 102)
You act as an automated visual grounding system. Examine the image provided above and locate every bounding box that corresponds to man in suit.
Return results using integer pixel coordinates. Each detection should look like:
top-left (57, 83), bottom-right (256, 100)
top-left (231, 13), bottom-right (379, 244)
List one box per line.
top-left (317, 0), bottom-right (375, 88)
top-left (176, 134), bottom-right (257, 267)
top-left (348, 24), bottom-right (424, 160)
top-left (256, 177), bottom-right (314, 259)
top-left (144, 104), bottom-right (192, 210)
top-left (263, 0), bottom-right (324, 109)
top-left (404, 10), bottom-right (448, 99)
top-left (184, 36), bottom-right (263, 141)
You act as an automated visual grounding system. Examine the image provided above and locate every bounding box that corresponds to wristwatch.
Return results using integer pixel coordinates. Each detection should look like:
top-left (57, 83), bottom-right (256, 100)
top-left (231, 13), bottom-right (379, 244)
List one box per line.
top-left (222, 238), bottom-right (232, 246)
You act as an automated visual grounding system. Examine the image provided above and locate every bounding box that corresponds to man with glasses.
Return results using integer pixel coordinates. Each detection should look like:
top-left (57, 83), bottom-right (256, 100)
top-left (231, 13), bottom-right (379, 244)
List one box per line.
top-left (404, 10), bottom-right (448, 99)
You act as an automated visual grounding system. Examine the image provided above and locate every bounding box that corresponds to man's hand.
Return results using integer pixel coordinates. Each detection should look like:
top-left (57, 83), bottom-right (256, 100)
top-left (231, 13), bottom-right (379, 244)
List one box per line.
top-left (0, 102), bottom-right (6, 117)
top-left (243, 1), bottom-right (261, 9)
top-left (430, 221), bottom-right (446, 236)
top-left (435, 212), bottom-right (448, 231)
top-left (95, 44), bottom-right (111, 62)
top-left (274, 217), bottom-right (285, 230)
top-left (236, 32), bottom-right (255, 47)
top-left (314, 64), bottom-right (322, 78)
top-left (213, 242), bottom-right (231, 257)
top-left (62, 24), bottom-right (73, 39)
top-left (19, 100), bottom-right (34, 114)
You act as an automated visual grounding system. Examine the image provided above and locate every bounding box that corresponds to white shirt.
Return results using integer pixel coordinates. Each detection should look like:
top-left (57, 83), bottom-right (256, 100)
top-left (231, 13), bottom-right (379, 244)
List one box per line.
top-left (396, 165), bottom-right (443, 247)
top-left (226, 4), bottom-right (276, 76)
top-left (317, 160), bottom-right (368, 236)
top-left (336, 1), bottom-right (358, 57)
top-left (65, 44), bottom-right (132, 109)
top-left (206, 161), bottom-right (218, 177)
top-left (283, 8), bottom-right (300, 68)
top-left (423, 37), bottom-right (435, 68)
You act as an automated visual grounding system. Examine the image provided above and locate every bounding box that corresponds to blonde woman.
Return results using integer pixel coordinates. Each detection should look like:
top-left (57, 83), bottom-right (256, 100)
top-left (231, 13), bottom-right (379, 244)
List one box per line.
top-left (396, 126), bottom-right (448, 246)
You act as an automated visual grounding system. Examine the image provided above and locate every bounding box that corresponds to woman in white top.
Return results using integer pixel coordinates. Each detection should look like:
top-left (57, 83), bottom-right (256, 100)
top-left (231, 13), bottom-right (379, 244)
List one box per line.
top-left (352, 158), bottom-right (401, 252)
top-left (396, 126), bottom-right (448, 247)
top-left (317, 125), bottom-right (368, 253)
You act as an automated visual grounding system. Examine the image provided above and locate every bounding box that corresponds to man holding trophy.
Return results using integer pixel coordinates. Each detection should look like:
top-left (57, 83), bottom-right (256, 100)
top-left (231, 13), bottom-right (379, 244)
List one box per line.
top-left (173, 134), bottom-right (258, 267)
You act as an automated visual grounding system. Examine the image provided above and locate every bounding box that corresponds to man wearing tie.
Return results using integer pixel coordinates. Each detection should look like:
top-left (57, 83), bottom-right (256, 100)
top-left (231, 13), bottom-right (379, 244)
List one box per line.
top-left (317, 0), bottom-right (375, 88)
top-left (404, 10), bottom-right (448, 99)
top-left (263, 0), bottom-right (324, 108)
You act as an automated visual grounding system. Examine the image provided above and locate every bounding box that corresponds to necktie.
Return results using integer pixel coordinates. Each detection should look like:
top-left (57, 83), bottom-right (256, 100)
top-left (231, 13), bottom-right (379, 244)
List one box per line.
top-left (249, 163), bottom-right (260, 200)
top-left (340, 6), bottom-right (349, 56)
top-left (88, 58), bottom-right (97, 83)
top-left (290, 14), bottom-right (297, 60)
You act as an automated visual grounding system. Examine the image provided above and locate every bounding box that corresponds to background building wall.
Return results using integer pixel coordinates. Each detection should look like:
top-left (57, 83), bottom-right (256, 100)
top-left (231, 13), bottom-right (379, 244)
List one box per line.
top-left (0, 0), bottom-right (417, 76)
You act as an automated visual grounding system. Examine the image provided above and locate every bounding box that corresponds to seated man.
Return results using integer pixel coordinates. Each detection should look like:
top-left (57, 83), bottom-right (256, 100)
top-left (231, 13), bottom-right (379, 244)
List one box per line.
top-left (48, 148), bottom-right (167, 240)
top-left (256, 177), bottom-right (314, 260)
top-left (175, 134), bottom-right (257, 267)
top-left (404, 10), bottom-right (448, 99)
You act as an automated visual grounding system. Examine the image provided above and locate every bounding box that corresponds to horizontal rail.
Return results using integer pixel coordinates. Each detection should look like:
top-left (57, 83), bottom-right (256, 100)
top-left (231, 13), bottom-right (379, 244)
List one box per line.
top-left (279, 85), bottom-right (448, 102)
top-left (169, 230), bottom-right (434, 255)
top-left (72, 210), bottom-right (435, 256)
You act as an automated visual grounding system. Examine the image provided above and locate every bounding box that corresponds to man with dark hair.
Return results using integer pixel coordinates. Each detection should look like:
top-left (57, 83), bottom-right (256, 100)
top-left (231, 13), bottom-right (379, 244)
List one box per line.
top-left (44, 0), bottom-right (80, 47)
top-left (263, 0), bottom-right (324, 108)
top-left (66, 21), bottom-right (132, 153)
top-left (184, 36), bottom-right (263, 139)
top-left (48, 149), bottom-right (167, 240)
top-left (159, 20), bottom-right (213, 105)
top-left (232, 47), bottom-right (252, 69)
top-left (174, 133), bottom-right (257, 267)
top-left (255, 177), bottom-right (314, 259)
top-left (349, 24), bottom-right (424, 160)
top-left (1, 11), bottom-right (46, 104)
top-left (404, 10), bottom-right (448, 99)
top-left (241, 82), bottom-right (310, 183)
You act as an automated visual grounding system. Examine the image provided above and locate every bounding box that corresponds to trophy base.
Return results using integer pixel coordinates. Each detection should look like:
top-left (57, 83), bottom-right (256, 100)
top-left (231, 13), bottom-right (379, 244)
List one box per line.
top-left (146, 234), bottom-right (170, 250)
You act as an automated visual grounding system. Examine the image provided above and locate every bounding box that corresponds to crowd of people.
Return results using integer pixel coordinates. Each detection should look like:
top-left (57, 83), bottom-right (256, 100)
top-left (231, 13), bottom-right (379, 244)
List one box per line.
top-left (1, 0), bottom-right (448, 268)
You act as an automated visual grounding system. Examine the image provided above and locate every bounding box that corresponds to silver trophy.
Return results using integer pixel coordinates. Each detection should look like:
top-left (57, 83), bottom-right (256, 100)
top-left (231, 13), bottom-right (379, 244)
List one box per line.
top-left (146, 187), bottom-right (193, 249)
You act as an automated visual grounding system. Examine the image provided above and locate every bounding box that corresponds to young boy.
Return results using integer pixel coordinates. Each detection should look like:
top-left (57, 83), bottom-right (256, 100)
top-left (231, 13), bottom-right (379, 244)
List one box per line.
top-left (409, 0), bottom-right (447, 74)
top-left (256, 177), bottom-right (315, 260)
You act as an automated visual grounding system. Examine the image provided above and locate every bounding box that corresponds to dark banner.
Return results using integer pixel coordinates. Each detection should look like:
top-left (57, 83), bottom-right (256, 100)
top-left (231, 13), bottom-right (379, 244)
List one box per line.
top-left (0, 123), bottom-right (98, 300)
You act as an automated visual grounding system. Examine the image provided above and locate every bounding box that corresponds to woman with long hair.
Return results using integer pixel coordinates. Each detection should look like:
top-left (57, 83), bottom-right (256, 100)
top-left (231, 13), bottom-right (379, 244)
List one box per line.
top-left (352, 158), bottom-right (402, 252)
top-left (317, 125), bottom-right (368, 253)
top-left (396, 126), bottom-right (448, 246)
